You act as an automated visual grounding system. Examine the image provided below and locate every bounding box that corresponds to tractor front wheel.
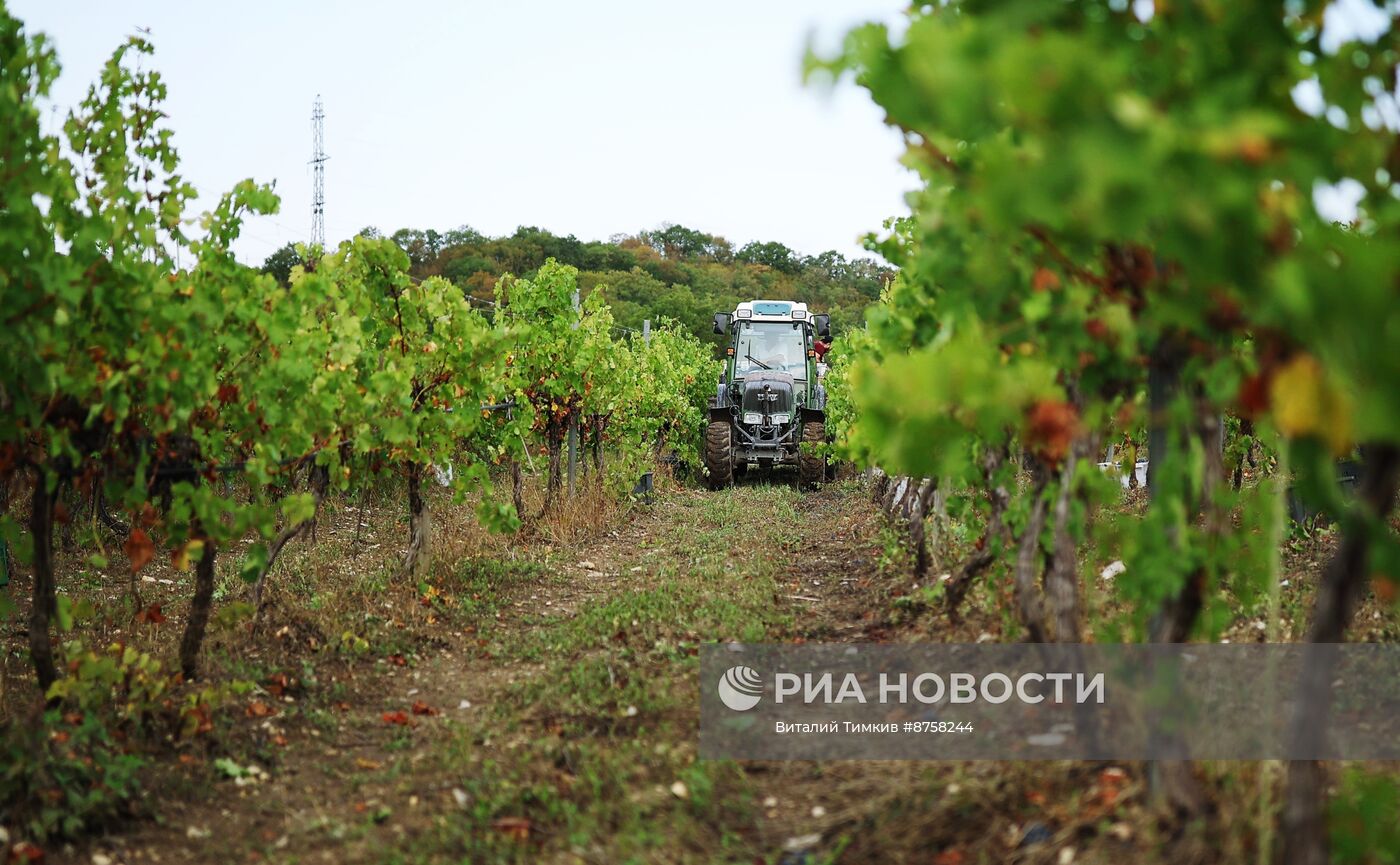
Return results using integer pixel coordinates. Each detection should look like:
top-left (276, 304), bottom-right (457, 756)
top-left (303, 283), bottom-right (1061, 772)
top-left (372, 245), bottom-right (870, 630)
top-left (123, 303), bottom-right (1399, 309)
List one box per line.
top-left (705, 421), bottom-right (734, 490)
top-left (798, 421), bottom-right (827, 489)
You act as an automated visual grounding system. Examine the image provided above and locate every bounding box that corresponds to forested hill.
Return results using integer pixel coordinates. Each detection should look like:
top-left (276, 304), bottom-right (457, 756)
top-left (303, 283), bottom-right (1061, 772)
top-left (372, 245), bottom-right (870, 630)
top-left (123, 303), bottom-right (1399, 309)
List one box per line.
top-left (260, 224), bottom-right (893, 345)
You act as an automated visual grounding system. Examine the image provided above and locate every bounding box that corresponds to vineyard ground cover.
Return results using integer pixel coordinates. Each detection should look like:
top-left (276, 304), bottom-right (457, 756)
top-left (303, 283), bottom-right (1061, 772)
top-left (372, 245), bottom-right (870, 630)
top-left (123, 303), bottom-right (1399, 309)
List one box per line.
top-left (1, 474), bottom-right (1391, 863)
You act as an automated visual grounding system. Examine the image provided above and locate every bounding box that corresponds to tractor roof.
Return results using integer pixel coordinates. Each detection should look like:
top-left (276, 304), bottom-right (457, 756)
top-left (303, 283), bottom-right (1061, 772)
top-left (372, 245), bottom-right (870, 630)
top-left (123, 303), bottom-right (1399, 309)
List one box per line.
top-left (732, 300), bottom-right (811, 323)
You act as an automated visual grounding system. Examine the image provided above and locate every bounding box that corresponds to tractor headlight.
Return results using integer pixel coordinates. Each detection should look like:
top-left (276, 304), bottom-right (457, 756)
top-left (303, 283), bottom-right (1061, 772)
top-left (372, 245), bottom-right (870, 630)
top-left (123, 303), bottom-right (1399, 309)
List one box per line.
top-left (770, 413), bottom-right (791, 425)
top-left (742, 412), bottom-right (763, 425)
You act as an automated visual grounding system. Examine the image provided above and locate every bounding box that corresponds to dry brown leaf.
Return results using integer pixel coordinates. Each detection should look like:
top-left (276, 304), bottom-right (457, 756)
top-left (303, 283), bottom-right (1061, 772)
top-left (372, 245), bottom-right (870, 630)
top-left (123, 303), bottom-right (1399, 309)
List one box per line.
top-left (492, 816), bottom-right (531, 842)
top-left (124, 528), bottom-right (155, 575)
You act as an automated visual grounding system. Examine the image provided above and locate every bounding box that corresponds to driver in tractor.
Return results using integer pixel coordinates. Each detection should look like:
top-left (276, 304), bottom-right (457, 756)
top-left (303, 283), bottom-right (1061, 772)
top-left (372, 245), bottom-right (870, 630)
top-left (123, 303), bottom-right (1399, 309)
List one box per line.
top-left (765, 344), bottom-right (794, 372)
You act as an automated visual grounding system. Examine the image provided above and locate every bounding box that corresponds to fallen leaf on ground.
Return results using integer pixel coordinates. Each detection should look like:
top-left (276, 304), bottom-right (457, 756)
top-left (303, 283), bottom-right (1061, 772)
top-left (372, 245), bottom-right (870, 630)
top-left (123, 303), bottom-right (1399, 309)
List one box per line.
top-left (492, 816), bottom-right (531, 842)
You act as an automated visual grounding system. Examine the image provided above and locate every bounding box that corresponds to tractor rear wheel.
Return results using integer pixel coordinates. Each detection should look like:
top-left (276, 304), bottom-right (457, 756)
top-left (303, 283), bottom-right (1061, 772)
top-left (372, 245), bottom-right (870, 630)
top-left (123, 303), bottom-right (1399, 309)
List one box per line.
top-left (705, 421), bottom-right (733, 490)
top-left (799, 421), bottom-right (826, 489)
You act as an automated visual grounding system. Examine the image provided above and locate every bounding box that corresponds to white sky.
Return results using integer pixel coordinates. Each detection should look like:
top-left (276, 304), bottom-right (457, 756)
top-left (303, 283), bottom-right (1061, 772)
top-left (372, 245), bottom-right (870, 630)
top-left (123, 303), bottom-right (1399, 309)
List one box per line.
top-left (11, 1), bottom-right (916, 266)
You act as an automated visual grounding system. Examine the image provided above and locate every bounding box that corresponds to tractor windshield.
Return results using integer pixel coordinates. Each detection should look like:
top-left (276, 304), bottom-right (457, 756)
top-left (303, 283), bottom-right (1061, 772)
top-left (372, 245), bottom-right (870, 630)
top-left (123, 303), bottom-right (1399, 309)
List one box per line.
top-left (734, 321), bottom-right (807, 378)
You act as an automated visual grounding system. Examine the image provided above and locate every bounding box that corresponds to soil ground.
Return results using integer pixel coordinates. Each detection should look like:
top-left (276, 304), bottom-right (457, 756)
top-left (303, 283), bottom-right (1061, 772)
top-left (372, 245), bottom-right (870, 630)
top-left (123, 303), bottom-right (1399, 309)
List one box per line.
top-left (2, 475), bottom-right (1395, 864)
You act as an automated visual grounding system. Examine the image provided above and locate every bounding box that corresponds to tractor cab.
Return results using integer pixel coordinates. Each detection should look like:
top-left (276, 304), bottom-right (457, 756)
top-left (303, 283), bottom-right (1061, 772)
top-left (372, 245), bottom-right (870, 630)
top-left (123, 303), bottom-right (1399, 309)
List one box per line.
top-left (706, 301), bottom-right (831, 488)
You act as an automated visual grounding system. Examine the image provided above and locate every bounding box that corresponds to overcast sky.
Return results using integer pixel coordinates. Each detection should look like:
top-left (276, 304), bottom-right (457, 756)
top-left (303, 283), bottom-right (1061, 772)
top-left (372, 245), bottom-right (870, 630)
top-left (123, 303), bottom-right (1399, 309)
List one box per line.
top-left (11, 1), bottom-right (916, 265)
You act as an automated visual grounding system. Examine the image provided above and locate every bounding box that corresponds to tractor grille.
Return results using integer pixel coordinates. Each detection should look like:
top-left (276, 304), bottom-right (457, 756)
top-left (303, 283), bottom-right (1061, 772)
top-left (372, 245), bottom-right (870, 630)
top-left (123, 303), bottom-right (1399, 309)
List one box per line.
top-left (739, 372), bottom-right (794, 417)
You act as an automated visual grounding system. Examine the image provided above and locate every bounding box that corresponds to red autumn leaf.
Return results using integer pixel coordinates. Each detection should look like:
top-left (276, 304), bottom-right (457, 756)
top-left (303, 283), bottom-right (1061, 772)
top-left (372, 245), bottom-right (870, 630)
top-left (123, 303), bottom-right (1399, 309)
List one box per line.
top-left (933, 849), bottom-right (964, 865)
top-left (381, 711), bottom-right (415, 727)
top-left (1373, 574), bottom-right (1398, 605)
top-left (411, 701), bottom-right (438, 717)
top-left (1024, 400), bottom-right (1079, 467)
top-left (138, 502), bottom-right (159, 528)
top-left (388, 654), bottom-right (407, 667)
top-left (135, 603), bottom-right (167, 625)
top-left (491, 816), bottom-right (531, 842)
top-left (216, 383), bottom-right (239, 404)
top-left (1097, 766), bottom-right (1128, 807)
top-left (52, 502), bottom-right (70, 525)
top-left (1083, 317), bottom-right (1110, 344)
top-left (1236, 133), bottom-right (1272, 165)
top-left (246, 701), bottom-right (276, 718)
top-left (1237, 372), bottom-right (1271, 419)
top-left (265, 673), bottom-right (290, 696)
top-left (1031, 267), bottom-right (1061, 292)
top-left (188, 705), bottom-right (214, 735)
top-left (124, 528), bottom-right (155, 575)
top-left (9, 841), bottom-right (45, 864)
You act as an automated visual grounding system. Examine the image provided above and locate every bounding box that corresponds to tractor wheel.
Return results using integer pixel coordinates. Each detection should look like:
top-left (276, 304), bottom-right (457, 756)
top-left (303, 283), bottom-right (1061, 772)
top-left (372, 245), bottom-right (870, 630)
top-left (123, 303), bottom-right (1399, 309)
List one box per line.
top-left (705, 421), bottom-right (734, 490)
top-left (799, 422), bottom-right (826, 489)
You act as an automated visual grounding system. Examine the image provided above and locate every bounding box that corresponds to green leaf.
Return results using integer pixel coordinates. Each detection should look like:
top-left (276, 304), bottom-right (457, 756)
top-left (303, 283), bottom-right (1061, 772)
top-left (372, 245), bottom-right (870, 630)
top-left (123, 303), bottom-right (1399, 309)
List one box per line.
top-left (214, 757), bottom-right (245, 779)
top-left (55, 595), bottom-right (75, 632)
top-left (240, 544), bottom-right (269, 583)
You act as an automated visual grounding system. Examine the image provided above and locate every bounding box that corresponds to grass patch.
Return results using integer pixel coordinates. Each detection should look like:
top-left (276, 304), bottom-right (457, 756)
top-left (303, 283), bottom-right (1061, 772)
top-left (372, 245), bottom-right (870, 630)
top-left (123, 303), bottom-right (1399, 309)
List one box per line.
top-left (403, 484), bottom-right (806, 864)
top-left (416, 734), bottom-right (760, 864)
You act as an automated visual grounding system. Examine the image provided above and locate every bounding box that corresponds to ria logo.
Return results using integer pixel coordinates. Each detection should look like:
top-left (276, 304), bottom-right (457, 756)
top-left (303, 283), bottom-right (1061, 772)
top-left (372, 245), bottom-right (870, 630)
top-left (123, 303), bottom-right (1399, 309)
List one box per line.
top-left (717, 665), bottom-right (763, 711)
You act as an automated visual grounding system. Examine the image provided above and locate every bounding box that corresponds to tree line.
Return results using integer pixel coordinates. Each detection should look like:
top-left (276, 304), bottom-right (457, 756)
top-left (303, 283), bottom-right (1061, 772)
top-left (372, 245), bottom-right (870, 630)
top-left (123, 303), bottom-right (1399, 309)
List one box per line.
top-left (261, 223), bottom-right (893, 347)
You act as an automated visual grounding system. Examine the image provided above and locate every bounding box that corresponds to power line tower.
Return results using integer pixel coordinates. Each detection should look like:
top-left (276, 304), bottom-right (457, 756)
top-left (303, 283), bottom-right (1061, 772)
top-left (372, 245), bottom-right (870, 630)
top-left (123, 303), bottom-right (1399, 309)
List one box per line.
top-left (310, 95), bottom-right (326, 249)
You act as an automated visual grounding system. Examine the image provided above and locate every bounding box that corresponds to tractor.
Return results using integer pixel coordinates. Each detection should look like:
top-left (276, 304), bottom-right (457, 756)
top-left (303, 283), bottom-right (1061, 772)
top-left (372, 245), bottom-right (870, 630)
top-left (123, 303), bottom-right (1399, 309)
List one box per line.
top-left (705, 300), bottom-right (830, 489)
